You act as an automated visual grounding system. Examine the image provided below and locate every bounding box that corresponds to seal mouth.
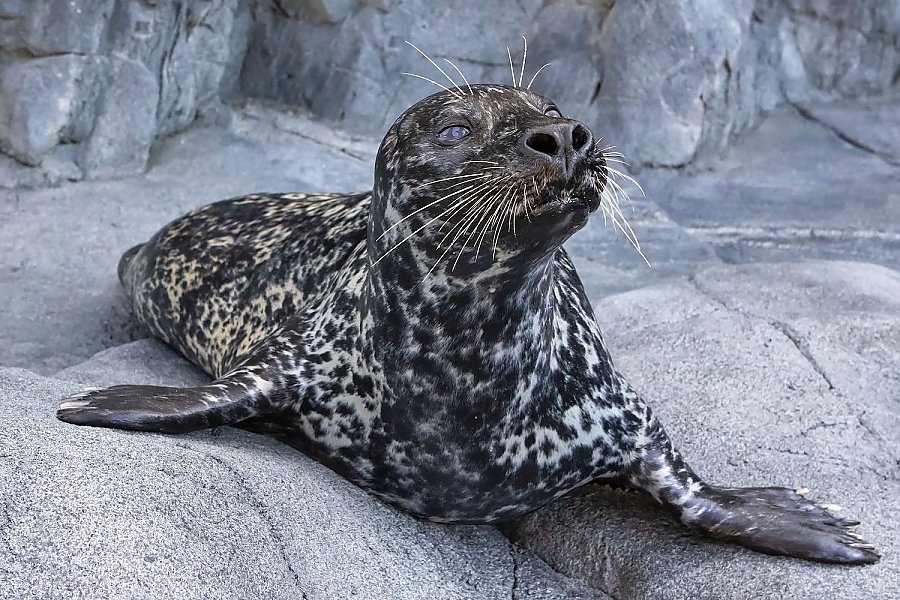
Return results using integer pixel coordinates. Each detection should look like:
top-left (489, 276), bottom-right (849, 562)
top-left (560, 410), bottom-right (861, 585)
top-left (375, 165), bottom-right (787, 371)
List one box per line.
top-left (527, 176), bottom-right (603, 217)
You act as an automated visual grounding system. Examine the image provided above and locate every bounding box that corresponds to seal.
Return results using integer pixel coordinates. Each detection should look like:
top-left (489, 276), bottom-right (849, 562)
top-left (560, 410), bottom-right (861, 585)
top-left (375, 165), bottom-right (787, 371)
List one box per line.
top-left (57, 81), bottom-right (878, 564)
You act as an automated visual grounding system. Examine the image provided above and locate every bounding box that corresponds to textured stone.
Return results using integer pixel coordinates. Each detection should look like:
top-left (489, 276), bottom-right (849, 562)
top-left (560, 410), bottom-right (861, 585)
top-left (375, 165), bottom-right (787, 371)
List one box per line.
top-left (77, 57), bottom-right (158, 179)
top-left (2, 0), bottom-right (899, 180)
top-left (784, 0), bottom-right (900, 98)
top-left (649, 98), bottom-right (900, 270)
top-left (19, 0), bottom-right (115, 55)
top-left (0, 55), bottom-right (98, 165)
top-left (0, 0), bottom-right (250, 179)
top-left (238, 0), bottom-right (608, 138)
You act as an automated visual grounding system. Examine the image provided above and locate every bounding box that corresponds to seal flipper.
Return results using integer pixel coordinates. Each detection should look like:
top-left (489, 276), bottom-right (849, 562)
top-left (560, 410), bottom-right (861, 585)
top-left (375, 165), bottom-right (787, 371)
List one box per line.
top-left (57, 326), bottom-right (306, 434)
top-left (628, 419), bottom-right (880, 565)
top-left (57, 382), bottom-right (265, 434)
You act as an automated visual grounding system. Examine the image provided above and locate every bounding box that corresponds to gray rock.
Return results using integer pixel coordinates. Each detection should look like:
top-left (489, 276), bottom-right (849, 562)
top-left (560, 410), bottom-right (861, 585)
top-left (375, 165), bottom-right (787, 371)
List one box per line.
top-left (54, 338), bottom-right (210, 389)
top-left (796, 95), bottom-right (900, 166)
top-left (651, 98), bottom-right (900, 270)
top-left (783, 0), bottom-right (900, 98)
top-left (506, 260), bottom-right (900, 599)
top-left (3, 0), bottom-right (900, 180)
top-left (0, 144), bottom-right (82, 189)
top-left (18, 0), bottom-right (114, 55)
top-left (0, 0), bottom-right (251, 179)
top-left (238, 0), bottom-right (607, 143)
top-left (77, 57), bottom-right (159, 179)
top-left (0, 55), bottom-right (97, 165)
top-left (0, 364), bottom-right (606, 600)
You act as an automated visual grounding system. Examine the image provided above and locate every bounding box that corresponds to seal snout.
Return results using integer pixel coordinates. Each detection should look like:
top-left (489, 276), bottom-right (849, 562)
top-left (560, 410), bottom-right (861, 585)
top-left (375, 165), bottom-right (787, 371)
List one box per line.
top-left (521, 120), bottom-right (593, 180)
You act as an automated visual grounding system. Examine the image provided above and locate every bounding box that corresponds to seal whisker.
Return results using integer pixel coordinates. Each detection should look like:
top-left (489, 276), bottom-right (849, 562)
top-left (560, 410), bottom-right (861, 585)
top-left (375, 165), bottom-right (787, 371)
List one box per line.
top-left (415, 172), bottom-right (490, 190)
top-left (525, 175), bottom-right (540, 223)
top-left (437, 176), bottom-right (513, 236)
top-left (526, 62), bottom-right (552, 90)
top-left (490, 183), bottom-right (519, 254)
top-left (598, 178), bottom-right (651, 266)
top-left (451, 189), bottom-right (503, 270)
top-left (518, 36), bottom-right (528, 88)
top-left (380, 196), bottom-right (482, 266)
top-left (601, 171), bottom-right (635, 206)
top-left (377, 176), bottom-right (491, 241)
top-left (474, 181), bottom-right (517, 258)
top-left (602, 164), bottom-right (645, 197)
top-left (424, 187), bottom-right (502, 279)
top-left (462, 183), bottom-right (510, 261)
top-left (443, 58), bottom-right (473, 95)
top-left (507, 46), bottom-right (517, 87)
top-left (374, 178), bottom-right (502, 264)
top-left (489, 184), bottom-right (516, 257)
top-left (401, 72), bottom-right (462, 99)
top-left (443, 199), bottom-right (491, 270)
top-left (405, 41), bottom-right (463, 95)
top-left (438, 176), bottom-right (508, 232)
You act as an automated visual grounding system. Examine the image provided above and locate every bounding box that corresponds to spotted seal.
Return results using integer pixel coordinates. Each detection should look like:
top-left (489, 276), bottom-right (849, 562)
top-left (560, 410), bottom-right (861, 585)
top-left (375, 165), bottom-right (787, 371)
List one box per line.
top-left (57, 78), bottom-right (878, 564)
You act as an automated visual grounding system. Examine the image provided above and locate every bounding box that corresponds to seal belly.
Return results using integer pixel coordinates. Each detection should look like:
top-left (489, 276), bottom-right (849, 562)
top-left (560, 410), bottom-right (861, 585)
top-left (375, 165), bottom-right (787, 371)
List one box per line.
top-left (119, 192), bottom-right (370, 377)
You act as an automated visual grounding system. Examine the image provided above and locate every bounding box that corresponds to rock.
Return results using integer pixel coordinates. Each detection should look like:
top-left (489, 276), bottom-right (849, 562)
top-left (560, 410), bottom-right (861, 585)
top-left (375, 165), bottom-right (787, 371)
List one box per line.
top-left (0, 0), bottom-right (251, 179)
top-left (649, 98), bottom-right (900, 270)
top-left (0, 364), bottom-right (606, 600)
top-left (796, 95), bottom-right (900, 166)
top-left (17, 0), bottom-right (115, 55)
top-left (54, 338), bottom-right (210, 389)
top-left (0, 55), bottom-right (98, 166)
top-left (505, 261), bottom-right (900, 599)
top-left (783, 0), bottom-right (900, 98)
top-left (76, 57), bottom-right (158, 179)
top-left (3, 0), bottom-right (900, 180)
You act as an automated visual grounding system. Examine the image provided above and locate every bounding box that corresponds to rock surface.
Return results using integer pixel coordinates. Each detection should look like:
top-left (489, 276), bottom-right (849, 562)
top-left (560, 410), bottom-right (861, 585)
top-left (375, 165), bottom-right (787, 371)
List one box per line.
top-left (2, 0), bottom-right (899, 180)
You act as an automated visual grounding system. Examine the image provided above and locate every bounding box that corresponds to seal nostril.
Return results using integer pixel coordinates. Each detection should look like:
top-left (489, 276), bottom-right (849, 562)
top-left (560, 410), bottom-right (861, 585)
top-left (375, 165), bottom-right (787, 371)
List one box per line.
top-left (526, 132), bottom-right (560, 157)
top-left (572, 124), bottom-right (590, 152)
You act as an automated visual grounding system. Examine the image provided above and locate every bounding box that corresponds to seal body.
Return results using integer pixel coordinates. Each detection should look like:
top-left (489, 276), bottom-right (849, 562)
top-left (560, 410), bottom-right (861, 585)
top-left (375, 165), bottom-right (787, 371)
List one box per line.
top-left (118, 189), bottom-right (637, 521)
top-left (59, 84), bottom-right (878, 563)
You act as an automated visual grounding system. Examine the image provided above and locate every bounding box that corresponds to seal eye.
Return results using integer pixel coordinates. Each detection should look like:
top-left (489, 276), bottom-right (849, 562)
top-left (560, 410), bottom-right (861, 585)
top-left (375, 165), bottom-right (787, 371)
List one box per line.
top-left (544, 107), bottom-right (562, 118)
top-left (438, 125), bottom-right (471, 143)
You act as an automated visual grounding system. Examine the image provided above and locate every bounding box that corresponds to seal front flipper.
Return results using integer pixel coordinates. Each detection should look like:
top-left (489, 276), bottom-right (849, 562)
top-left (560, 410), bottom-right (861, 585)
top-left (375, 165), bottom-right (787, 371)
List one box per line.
top-left (57, 382), bottom-right (267, 434)
top-left (57, 329), bottom-right (305, 434)
top-left (628, 420), bottom-right (880, 565)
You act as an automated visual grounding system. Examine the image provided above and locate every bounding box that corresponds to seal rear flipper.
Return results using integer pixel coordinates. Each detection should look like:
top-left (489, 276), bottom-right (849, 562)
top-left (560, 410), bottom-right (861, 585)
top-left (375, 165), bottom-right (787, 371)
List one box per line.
top-left (679, 485), bottom-right (880, 564)
top-left (57, 383), bottom-right (267, 434)
top-left (628, 420), bottom-right (880, 565)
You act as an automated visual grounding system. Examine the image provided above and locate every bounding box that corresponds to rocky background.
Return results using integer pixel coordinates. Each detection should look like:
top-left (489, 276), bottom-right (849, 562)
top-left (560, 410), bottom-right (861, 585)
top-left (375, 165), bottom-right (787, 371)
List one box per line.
top-left (1, 1), bottom-right (899, 599)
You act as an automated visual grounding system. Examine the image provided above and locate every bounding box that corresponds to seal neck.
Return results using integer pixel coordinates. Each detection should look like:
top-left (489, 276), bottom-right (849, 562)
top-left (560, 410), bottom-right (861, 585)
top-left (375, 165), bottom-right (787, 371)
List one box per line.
top-left (363, 230), bottom-right (560, 406)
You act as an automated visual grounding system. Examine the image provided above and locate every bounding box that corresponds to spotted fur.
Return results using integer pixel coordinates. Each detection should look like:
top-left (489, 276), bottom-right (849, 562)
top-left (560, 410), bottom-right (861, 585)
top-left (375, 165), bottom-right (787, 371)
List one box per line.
top-left (58, 85), bottom-right (878, 564)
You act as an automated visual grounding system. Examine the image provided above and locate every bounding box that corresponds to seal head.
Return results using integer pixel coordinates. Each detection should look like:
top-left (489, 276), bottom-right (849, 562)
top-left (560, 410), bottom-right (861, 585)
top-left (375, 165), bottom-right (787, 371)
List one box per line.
top-left (370, 85), bottom-right (606, 278)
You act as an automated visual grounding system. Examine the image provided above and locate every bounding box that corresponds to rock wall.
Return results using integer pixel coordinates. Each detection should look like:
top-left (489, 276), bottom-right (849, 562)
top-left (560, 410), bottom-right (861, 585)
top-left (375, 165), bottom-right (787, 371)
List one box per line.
top-left (1, 0), bottom-right (898, 184)
top-left (0, 0), bottom-right (250, 183)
